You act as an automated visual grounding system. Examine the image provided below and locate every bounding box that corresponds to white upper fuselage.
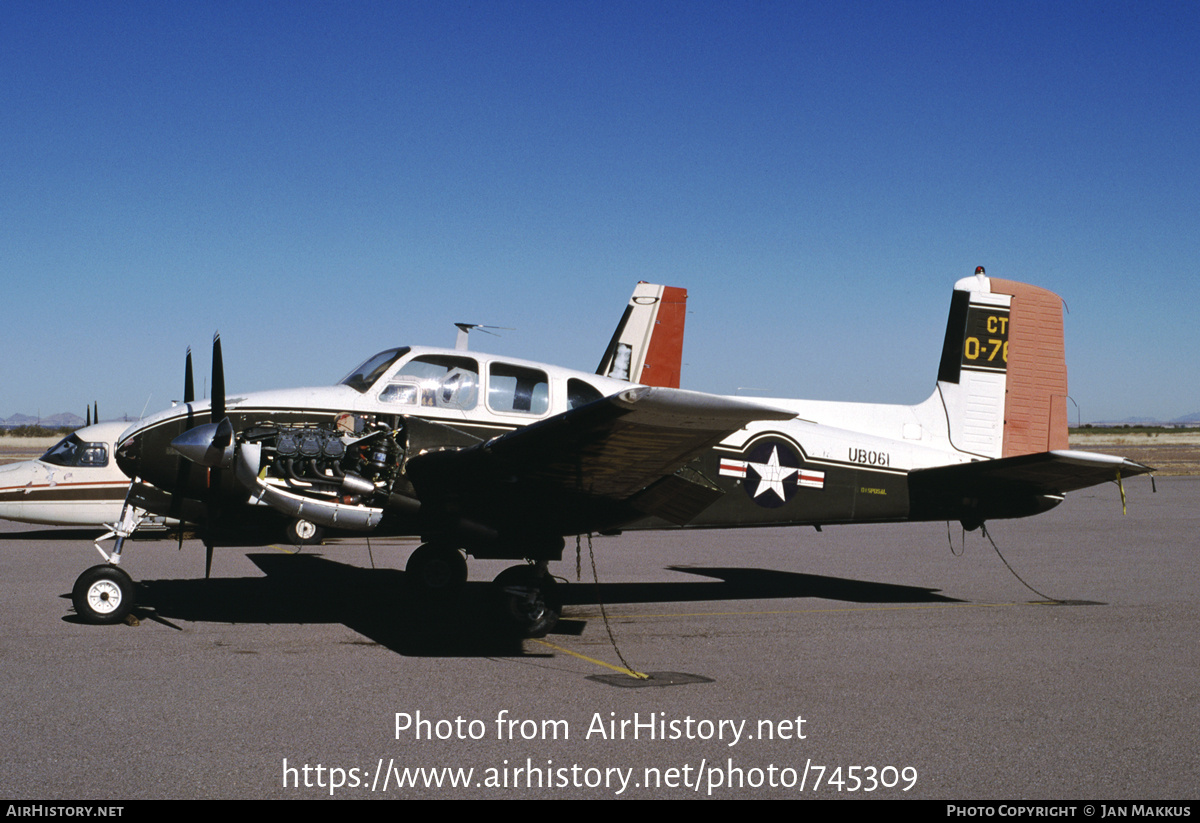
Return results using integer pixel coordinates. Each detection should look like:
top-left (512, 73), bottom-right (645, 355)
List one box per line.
top-left (125, 345), bottom-right (639, 445)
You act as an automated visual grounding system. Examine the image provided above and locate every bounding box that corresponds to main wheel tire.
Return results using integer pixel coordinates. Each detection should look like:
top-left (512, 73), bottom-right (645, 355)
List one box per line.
top-left (285, 518), bottom-right (325, 546)
top-left (405, 543), bottom-right (468, 593)
top-left (72, 565), bottom-right (135, 625)
top-left (493, 565), bottom-right (560, 638)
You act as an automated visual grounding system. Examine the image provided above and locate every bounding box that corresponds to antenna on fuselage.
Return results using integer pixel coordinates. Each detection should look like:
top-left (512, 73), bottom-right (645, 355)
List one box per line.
top-left (453, 323), bottom-right (512, 351)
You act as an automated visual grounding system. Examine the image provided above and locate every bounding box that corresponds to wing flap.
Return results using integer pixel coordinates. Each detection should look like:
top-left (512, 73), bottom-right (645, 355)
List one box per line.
top-left (628, 465), bottom-right (725, 526)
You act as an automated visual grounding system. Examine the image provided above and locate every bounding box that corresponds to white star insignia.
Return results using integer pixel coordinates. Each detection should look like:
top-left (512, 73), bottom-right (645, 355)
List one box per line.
top-left (746, 446), bottom-right (798, 502)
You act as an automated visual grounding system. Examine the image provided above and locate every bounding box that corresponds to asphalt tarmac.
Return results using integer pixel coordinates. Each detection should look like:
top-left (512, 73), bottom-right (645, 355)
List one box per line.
top-left (1, 475), bottom-right (1193, 799)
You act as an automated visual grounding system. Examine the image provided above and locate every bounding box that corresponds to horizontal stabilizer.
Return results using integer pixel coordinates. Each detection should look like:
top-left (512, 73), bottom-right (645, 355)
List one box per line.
top-left (911, 450), bottom-right (1153, 498)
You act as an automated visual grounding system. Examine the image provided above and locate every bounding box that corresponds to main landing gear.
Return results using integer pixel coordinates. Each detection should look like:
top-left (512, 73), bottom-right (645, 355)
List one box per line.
top-left (405, 544), bottom-right (561, 637)
top-left (72, 565), bottom-right (135, 624)
top-left (493, 561), bottom-right (560, 638)
top-left (405, 543), bottom-right (468, 593)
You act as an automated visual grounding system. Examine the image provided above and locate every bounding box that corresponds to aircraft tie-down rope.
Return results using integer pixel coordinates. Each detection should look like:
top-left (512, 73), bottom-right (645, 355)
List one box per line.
top-left (950, 467), bottom-right (1153, 604)
top-left (576, 532), bottom-right (648, 680)
top-left (979, 523), bottom-right (1060, 603)
top-left (945, 517), bottom-right (1058, 603)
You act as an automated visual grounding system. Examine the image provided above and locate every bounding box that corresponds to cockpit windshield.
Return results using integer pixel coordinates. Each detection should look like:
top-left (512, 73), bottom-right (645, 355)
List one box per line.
top-left (40, 434), bottom-right (109, 467)
top-left (340, 347), bottom-right (410, 393)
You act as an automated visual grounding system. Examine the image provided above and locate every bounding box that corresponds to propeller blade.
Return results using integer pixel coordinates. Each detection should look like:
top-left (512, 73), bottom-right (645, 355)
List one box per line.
top-left (86, 406), bottom-right (91, 427)
top-left (204, 540), bottom-right (213, 579)
top-left (213, 416), bottom-right (234, 449)
top-left (211, 333), bottom-right (225, 423)
top-left (171, 347), bottom-right (197, 524)
top-left (169, 336), bottom-right (229, 559)
top-left (94, 402), bottom-right (98, 424)
top-left (184, 347), bottom-right (195, 405)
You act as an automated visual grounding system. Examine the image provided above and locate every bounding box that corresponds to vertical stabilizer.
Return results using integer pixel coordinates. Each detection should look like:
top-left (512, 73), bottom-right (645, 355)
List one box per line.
top-left (935, 271), bottom-right (1068, 459)
top-left (596, 283), bottom-right (688, 388)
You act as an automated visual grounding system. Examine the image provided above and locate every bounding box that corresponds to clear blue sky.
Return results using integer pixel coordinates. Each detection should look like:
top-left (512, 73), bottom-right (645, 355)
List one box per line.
top-left (3, 1), bottom-right (1197, 423)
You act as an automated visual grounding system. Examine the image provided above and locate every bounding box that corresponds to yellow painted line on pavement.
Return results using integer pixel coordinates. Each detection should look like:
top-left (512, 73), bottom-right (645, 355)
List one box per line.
top-left (532, 638), bottom-right (648, 679)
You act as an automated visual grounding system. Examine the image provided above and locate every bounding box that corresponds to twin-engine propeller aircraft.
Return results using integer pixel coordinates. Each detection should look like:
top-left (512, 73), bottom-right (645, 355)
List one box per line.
top-left (71, 270), bottom-right (1149, 637)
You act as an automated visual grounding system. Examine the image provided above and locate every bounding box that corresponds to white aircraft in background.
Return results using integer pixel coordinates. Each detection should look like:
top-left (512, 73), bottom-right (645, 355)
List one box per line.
top-left (0, 422), bottom-right (169, 529)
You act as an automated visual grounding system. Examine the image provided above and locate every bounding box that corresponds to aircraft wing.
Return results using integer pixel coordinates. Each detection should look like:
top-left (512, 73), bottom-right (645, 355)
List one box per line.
top-left (910, 449), bottom-right (1153, 498)
top-left (405, 387), bottom-right (795, 530)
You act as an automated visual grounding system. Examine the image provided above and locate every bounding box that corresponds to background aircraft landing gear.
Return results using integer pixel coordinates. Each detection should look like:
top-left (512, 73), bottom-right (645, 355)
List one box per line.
top-left (405, 543), bottom-right (468, 594)
top-left (285, 518), bottom-right (325, 546)
top-left (72, 565), bottom-right (135, 624)
top-left (493, 563), bottom-right (560, 638)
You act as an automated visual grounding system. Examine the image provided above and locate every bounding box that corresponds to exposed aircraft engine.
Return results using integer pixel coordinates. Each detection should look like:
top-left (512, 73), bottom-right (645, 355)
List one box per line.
top-left (268, 425), bottom-right (394, 494)
top-left (234, 418), bottom-right (416, 531)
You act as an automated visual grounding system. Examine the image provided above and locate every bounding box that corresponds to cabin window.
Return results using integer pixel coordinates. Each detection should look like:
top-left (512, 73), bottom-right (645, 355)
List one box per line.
top-left (488, 363), bottom-right (549, 415)
top-left (40, 435), bottom-right (109, 467)
top-left (385, 355), bottom-right (478, 410)
top-left (378, 382), bottom-right (419, 405)
top-left (567, 378), bottom-right (605, 410)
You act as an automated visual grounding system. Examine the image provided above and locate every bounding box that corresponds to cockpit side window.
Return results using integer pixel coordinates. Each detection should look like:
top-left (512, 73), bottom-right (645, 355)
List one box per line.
top-left (567, 378), bottom-right (605, 410)
top-left (488, 363), bottom-right (549, 415)
top-left (40, 435), bottom-right (108, 467)
top-left (378, 382), bottom-right (419, 405)
top-left (383, 355), bottom-right (479, 410)
top-left (340, 347), bottom-right (411, 393)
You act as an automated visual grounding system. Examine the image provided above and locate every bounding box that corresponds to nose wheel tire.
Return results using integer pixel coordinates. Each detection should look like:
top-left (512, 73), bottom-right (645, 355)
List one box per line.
top-left (72, 565), bottom-right (135, 624)
top-left (493, 565), bottom-right (560, 638)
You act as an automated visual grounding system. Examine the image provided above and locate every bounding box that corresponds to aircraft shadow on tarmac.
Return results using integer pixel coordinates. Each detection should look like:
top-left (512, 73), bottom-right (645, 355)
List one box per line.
top-left (580, 566), bottom-right (959, 607)
top-left (61, 553), bottom-right (958, 658)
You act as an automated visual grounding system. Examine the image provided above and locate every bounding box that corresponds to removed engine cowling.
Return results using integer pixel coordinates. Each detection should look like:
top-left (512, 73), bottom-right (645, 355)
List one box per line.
top-left (235, 416), bottom-right (416, 531)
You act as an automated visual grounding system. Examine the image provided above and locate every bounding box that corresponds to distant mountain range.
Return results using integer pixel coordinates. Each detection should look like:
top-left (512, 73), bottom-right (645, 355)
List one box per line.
top-left (1, 413), bottom-right (87, 428)
top-left (1092, 413), bottom-right (1200, 426)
